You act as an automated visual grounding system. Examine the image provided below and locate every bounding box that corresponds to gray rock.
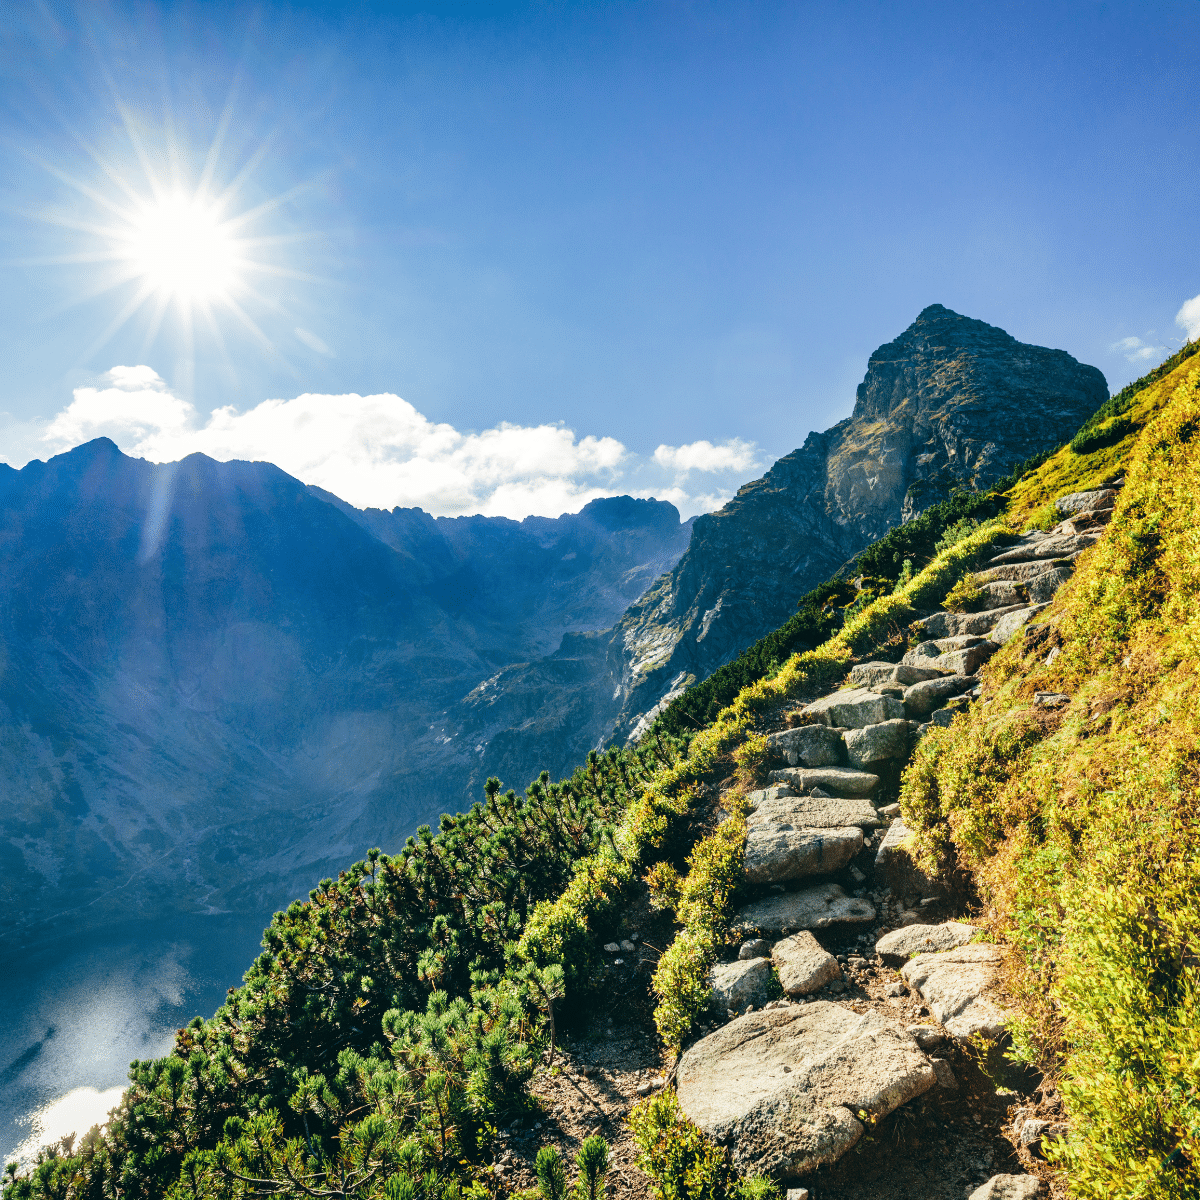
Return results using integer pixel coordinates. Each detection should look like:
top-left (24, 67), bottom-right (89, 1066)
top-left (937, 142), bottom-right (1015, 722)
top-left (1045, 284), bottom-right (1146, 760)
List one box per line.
top-left (976, 557), bottom-right (1077, 584)
top-left (876, 921), bottom-right (977, 965)
top-left (1028, 563), bottom-right (1074, 604)
top-left (748, 790), bottom-right (881, 829)
top-left (906, 1024), bottom-right (945, 1051)
top-left (930, 1057), bottom-right (958, 1090)
top-left (803, 688), bottom-right (907, 729)
top-left (985, 532), bottom-right (1100, 566)
top-left (967, 1175), bottom-right (1041, 1200)
top-left (878, 802), bottom-right (902, 818)
top-left (708, 957), bottom-right (774, 1014)
top-left (785, 1190), bottom-right (810, 1200)
top-left (765, 723), bottom-right (845, 767)
top-left (740, 938), bottom-right (771, 960)
top-left (676, 1003), bottom-right (936, 1177)
top-left (990, 603), bottom-right (1049, 645)
top-left (1057, 487), bottom-right (1116, 515)
top-left (900, 640), bottom-right (946, 668)
top-left (767, 766), bottom-right (881, 798)
top-left (848, 661), bottom-right (943, 688)
top-left (911, 605), bottom-right (1028, 639)
top-left (976, 580), bottom-right (1027, 609)
top-left (745, 826), bottom-right (863, 883)
top-left (1017, 1117), bottom-right (1049, 1147)
top-left (903, 674), bottom-right (972, 717)
top-left (901, 943), bottom-right (1007, 1042)
top-left (739, 885), bottom-right (876, 933)
top-left (875, 819), bottom-right (943, 898)
top-left (843, 718), bottom-right (912, 767)
top-left (932, 641), bottom-right (998, 675)
top-left (772, 931), bottom-right (842, 995)
top-left (930, 706), bottom-right (957, 728)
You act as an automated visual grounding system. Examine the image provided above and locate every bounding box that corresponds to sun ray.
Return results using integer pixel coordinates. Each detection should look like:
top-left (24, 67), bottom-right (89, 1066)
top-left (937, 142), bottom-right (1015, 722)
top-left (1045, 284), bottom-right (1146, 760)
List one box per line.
top-left (84, 278), bottom-right (158, 361)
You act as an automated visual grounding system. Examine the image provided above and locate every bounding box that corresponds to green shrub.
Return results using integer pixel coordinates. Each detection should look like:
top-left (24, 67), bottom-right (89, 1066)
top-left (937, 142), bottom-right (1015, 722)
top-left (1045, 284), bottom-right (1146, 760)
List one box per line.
top-left (1070, 416), bottom-right (1132, 455)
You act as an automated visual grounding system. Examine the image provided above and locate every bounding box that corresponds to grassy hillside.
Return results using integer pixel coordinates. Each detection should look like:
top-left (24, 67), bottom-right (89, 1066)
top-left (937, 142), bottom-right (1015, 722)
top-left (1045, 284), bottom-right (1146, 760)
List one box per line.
top-left (7, 340), bottom-right (1198, 1200)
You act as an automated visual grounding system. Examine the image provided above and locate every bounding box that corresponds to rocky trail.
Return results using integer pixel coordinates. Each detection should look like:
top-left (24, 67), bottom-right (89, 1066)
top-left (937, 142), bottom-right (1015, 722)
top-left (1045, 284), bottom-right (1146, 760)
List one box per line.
top-left (515, 484), bottom-right (1120, 1200)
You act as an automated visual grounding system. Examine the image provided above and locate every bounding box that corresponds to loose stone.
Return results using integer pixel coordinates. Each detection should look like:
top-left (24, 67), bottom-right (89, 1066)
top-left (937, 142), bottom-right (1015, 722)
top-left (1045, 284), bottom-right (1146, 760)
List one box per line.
top-left (771, 931), bottom-right (841, 996)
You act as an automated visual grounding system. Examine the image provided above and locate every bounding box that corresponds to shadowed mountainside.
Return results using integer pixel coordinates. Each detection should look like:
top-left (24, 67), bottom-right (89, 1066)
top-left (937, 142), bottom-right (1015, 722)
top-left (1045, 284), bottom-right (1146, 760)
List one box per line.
top-left (0, 443), bottom-right (691, 951)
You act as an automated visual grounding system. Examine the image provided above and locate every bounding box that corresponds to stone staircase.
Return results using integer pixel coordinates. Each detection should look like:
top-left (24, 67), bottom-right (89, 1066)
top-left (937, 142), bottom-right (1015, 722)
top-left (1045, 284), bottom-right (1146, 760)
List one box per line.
top-left (673, 483), bottom-right (1121, 1195)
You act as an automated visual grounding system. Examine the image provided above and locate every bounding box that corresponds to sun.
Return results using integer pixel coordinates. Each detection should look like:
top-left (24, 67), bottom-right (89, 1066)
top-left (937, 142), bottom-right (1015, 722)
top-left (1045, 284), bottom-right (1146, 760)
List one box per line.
top-left (124, 192), bottom-right (240, 302)
top-left (28, 98), bottom-right (315, 363)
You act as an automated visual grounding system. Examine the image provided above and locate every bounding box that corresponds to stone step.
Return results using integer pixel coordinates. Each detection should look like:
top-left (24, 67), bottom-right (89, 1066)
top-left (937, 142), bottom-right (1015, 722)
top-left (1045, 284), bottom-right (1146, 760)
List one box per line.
top-left (985, 531), bottom-right (1100, 566)
top-left (1056, 487), bottom-right (1117, 515)
top-left (904, 639), bottom-right (998, 675)
top-left (767, 765), bottom-right (880, 798)
top-left (974, 553), bottom-right (1080, 585)
top-left (676, 1001), bottom-right (936, 1177)
top-left (990, 603), bottom-right (1049, 645)
top-left (847, 660), bottom-right (942, 689)
top-left (738, 883), bottom-right (876, 934)
top-left (902, 675), bottom-right (974, 718)
top-left (765, 724), bottom-right (844, 767)
top-left (745, 825), bottom-right (863, 884)
top-left (746, 786), bottom-right (881, 828)
top-left (844, 718), bottom-right (913, 768)
top-left (875, 921), bottom-right (977, 966)
top-left (802, 687), bottom-right (905, 728)
top-left (911, 605), bottom-right (1029, 639)
top-left (900, 943), bottom-right (1007, 1043)
top-left (1047, 507), bottom-right (1112, 538)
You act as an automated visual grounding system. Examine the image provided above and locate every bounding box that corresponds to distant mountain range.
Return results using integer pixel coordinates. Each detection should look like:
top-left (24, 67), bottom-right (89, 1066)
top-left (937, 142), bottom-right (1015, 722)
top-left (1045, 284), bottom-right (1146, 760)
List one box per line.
top-left (0, 304), bottom-right (1107, 950)
top-left (0, 449), bottom-right (690, 951)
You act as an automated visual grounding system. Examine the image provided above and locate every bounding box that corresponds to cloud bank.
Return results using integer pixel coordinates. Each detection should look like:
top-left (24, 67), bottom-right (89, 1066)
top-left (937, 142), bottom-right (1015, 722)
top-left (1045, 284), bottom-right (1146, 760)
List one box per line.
top-left (1177, 294), bottom-right (1200, 341)
top-left (8, 367), bottom-right (763, 519)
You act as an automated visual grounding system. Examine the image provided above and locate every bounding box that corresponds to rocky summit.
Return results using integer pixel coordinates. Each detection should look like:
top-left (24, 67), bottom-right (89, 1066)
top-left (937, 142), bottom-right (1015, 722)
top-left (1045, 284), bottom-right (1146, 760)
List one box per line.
top-left (463, 305), bottom-right (1105, 773)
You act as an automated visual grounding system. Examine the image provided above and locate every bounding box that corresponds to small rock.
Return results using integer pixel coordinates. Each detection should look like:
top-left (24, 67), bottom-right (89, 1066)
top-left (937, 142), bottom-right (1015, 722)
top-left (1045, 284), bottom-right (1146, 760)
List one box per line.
top-left (772, 931), bottom-right (841, 996)
top-left (786, 1190), bottom-right (810, 1200)
top-left (884, 981), bottom-right (905, 997)
top-left (739, 938), bottom-right (771, 960)
top-left (620, 939), bottom-right (636, 952)
top-left (849, 865), bottom-right (866, 883)
top-left (613, 958), bottom-right (624, 965)
top-left (930, 1057), bottom-right (958, 1090)
top-left (603, 942), bottom-right (621, 953)
top-left (906, 1023), bottom-right (945, 1051)
top-left (708, 957), bottom-right (774, 1014)
top-left (967, 1175), bottom-right (1042, 1200)
top-left (827, 979), bottom-right (846, 993)
top-left (636, 1081), bottom-right (652, 1096)
top-left (878, 802), bottom-right (902, 818)
top-left (1035, 691), bottom-right (1069, 707)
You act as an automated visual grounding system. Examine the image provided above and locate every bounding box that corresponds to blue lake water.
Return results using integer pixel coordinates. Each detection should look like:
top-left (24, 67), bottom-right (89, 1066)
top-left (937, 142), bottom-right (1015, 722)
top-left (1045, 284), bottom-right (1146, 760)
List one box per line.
top-left (0, 914), bottom-right (269, 1166)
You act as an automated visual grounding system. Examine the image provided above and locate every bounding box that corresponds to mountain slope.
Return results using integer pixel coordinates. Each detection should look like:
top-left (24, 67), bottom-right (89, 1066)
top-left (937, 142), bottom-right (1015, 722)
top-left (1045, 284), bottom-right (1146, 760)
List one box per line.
top-left (0, 444), bottom-right (690, 950)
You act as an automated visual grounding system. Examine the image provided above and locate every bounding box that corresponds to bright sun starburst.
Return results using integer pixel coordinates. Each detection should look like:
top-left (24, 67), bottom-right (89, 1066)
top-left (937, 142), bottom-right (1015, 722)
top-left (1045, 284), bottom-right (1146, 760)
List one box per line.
top-left (124, 191), bottom-right (241, 302)
top-left (28, 97), bottom-right (315, 366)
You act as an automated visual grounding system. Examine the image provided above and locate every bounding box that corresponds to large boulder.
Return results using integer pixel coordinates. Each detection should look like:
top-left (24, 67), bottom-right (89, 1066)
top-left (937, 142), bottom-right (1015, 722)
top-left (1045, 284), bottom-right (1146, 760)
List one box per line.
top-left (976, 580), bottom-right (1027, 609)
top-left (772, 931), bottom-right (841, 995)
top-left (676, 1004), bottom-right (936, 1177)
top-left (767, 766), bottom-right (880, 798)
top-left (901, 943), bottom-right (1007, 1042)
top-left (803, 688), bottom-right (906, 729)
top-left (708, 957), bottom-right (775, 1014)
top-left (875, 921), bottom-right (977, 966)
top-left (933, 641), bottom-right (998, 675)
top-left (844, 719), bottom-right (911, 767)
top-left (903, 675), bottom-right (972, 718)
top-left (875, 819), bottom-right (943, 898)
top-left (745, 826), bottom-right (863, 883)
top-left (747, 789), bottom-right (881, 829)
top-left (739, 885), bottom-right (875, 934)
top-left (986, 531), bottom-right (1100, 566)
top-left (765, 725), bottom-right (844, 767)
top-left (976, 558), bottom-right (1076, 584)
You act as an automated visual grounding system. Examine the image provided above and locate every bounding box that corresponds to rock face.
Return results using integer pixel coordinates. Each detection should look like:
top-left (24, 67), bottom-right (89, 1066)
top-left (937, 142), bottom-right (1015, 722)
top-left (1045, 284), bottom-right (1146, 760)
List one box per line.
top-left (676, 1004), bottom-right (936, 1176)
top-left (468, 305), bottom-right (1106, 757)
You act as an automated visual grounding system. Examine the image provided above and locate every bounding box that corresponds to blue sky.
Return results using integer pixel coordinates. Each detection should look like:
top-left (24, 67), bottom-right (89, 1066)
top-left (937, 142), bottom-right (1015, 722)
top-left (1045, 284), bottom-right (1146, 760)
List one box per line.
top-left (1, 0), bottom-right (1198, 517)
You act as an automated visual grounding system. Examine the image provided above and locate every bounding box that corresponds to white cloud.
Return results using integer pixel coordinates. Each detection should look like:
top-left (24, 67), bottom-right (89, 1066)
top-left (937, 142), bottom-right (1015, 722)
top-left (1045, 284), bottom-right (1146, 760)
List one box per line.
top-left (18, 367), bottom-right (762, 520)
top-left (1177, 294), bottom-right (1200, 341)
top-left (1109, 335), bottom-right (1163, 364)
top-left (653, 438), bottom-right (759, 476)
top-left (295, 327), bottom-right (335, 356)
